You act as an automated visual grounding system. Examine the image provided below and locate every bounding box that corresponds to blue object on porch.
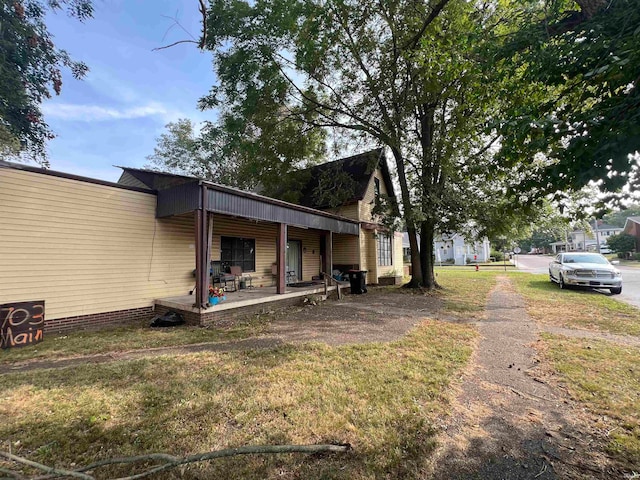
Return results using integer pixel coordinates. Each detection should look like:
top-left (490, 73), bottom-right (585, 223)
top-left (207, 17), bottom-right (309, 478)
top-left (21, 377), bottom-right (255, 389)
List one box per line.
top-left (209, 296), bottom-right (219, 305)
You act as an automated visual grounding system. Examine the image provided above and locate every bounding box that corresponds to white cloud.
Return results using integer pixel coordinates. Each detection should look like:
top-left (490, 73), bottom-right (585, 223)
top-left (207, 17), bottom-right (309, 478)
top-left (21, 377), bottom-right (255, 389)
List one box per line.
top-left (42, 102), bottom-right (182, 123)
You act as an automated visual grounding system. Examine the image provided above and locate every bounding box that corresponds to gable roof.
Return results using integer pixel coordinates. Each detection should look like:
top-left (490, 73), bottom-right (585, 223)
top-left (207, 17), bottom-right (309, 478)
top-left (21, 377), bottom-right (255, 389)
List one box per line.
top-left (623, 216), bottom-right (640, 234)
top-left (292, 149), bottom-right (395, 209)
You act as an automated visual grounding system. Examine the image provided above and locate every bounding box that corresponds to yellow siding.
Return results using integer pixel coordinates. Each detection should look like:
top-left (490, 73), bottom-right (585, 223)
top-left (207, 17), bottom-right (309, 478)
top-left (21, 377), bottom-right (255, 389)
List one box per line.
top-left (209, 217), bottom-right (324, 284)
top-left (330, 203), bottom-right (359, 221)
top-left (361, 230), bottom-right (377, 280)
top-left (332, 233), bottom-right (359, 267)
top-left (377, 232), bottom-right (404, 278)
top-left (210, 216), bottom-right (277, 286)
top-left (359, 168), bottom-right (389, 222)
top-left (0, 169), bottom-right (195, 320)
top-left (288, 226), bottom-right (321, 280)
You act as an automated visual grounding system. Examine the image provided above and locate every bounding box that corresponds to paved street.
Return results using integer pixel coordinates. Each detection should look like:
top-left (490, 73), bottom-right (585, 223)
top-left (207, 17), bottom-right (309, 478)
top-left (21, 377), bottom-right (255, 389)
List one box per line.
top-left (514, 254), bottom-right (640, 309)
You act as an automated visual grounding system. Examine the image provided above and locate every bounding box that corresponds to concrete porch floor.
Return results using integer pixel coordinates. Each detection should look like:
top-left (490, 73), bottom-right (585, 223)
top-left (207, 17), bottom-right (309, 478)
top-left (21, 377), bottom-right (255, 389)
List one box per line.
top-left (156, 283), bottom-right (337, 314)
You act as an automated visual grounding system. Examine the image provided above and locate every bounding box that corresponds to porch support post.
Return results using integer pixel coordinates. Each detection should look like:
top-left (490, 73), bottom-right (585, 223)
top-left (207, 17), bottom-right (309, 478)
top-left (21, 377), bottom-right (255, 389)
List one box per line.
top-left (276, 223), bottom-right (287, 294)
top-left (324, 231), bottom-right (333, 276)
top-left (196, 184), bottom-right (210, 308)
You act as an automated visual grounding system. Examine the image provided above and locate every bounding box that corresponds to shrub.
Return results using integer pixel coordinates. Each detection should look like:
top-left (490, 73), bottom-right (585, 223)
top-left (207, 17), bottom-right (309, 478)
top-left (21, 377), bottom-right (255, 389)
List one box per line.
top-left (617, 252), bottom-right (626, 259)
top-left (491, 250), bottom-right (504, 262)
top-left (635, 253), bottom-right (640, 261)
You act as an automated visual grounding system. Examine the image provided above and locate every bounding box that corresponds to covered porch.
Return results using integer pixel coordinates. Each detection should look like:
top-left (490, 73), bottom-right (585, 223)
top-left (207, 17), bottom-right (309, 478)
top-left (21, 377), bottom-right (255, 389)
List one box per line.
top-left (156, 282), bottom-right (337, 315)
top-left (120, 167), bottom-right (360, 320)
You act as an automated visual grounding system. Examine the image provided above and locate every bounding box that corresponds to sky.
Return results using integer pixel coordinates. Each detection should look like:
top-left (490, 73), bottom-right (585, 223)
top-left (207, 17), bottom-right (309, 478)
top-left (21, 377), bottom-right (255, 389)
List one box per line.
top-left (40, 0), bottom-right (215, 182)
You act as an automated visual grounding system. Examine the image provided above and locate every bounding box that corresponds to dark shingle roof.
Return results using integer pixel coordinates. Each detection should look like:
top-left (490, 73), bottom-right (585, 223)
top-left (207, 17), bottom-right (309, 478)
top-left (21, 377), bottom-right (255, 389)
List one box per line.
top-left (292, 149), bottom-right (391, 209)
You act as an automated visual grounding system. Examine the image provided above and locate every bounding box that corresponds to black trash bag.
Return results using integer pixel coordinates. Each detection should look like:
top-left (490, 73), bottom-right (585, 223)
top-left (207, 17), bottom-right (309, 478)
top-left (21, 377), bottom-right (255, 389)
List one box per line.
top-left (150, 310), bottom-right (185, 328)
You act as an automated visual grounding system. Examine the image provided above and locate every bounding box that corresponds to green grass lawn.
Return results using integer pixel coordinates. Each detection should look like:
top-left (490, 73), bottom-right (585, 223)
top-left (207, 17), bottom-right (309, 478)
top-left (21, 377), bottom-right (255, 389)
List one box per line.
top-left (510, 273), bottom-right (640, 336)
top-left (0, 321), bottom-right (476, 479)
top-left (0, 316), bottom-right (270, 365)
top-left (541, 334), bottom-right (640, 468)
top-left (435, 268), bottom-right (499, 318)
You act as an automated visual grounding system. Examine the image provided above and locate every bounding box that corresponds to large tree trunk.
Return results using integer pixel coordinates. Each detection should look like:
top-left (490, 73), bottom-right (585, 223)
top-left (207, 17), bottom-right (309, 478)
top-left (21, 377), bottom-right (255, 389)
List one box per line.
top-left (390, 145), bottom-right (423, 287)
top-left (420, 221), bottom-right (438, 289)
top-left (417, 104), bottom-right (438, 289)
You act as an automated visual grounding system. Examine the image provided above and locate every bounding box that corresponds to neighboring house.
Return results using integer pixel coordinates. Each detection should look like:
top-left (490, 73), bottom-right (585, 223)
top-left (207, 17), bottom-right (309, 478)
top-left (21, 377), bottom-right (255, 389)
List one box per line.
top-left (435, 233), bottom-right (491, 265)
top-left (0, 150), bottom-right (401, 335)
top-left (402, 232), bottom-right (491, 265)
top-left (622, 216), bottom-right (640, 251)
top-left (551, 221), bottom-right (623, 253)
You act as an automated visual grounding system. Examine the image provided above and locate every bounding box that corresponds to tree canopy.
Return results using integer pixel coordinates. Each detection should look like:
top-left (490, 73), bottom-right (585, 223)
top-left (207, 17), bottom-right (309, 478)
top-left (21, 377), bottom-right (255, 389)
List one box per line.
top-left (157, 0), bottom-right (639, 288)
top-left (493, 0), bottom-right (640, 203)
top-left (0, 0), bottom-right (93, 164)
top-left (197, 0), bottom-right (531, 288)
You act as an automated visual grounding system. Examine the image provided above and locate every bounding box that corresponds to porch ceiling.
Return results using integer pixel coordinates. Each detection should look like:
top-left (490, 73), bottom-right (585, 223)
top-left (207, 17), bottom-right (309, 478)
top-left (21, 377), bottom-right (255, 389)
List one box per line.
top-left (156, 181), bottom-right (359, 235)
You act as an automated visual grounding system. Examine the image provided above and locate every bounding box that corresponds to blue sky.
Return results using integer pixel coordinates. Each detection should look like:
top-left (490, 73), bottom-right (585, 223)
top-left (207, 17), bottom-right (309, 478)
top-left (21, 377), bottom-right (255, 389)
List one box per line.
top-left (40, 0), bottom-right (214, 182)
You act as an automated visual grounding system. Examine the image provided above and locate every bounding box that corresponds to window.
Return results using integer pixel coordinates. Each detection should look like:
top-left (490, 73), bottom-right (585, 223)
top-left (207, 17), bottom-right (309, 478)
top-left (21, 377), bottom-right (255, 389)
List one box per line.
top-left (221, 237), bottom-right (255, 272)
top-left (377, 233), bottom-right (392, 266)
top-left (374, 177), bottom-right (380, 197)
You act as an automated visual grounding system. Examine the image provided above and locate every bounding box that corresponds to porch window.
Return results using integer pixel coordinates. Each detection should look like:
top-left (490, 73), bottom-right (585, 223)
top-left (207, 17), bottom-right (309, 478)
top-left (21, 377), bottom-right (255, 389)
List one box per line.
top-left (221, 236), bottom-right (255, 272)
top-left (377, 233), bottom-right (392, 266)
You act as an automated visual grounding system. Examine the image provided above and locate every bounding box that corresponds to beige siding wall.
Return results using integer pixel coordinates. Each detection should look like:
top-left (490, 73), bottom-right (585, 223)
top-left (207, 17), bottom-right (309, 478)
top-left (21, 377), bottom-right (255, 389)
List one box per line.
top-left (332, 233), bottom-right (359, 267)
top-left (330, 203), bottom-right (359, 221)
top-left (288, 226), bottom-right (321, 280)
top-left (209, 217), bottom-right (324, 284)
top-left (361, 230), bottom-right (377, 281)
top-left (359, 168), bottom-right (389, 222)
top-left (210, 216), bottom-right (277, 286)
top-left (376, 231), bottom-right (404, 278)
top-left (0, 169), bottom-right (195, 320)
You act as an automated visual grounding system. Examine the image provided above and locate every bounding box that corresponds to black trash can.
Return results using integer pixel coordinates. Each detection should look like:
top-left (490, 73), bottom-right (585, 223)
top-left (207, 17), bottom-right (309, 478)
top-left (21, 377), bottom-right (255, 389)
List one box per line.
top-left (347, 270), bottom-right (368, 294)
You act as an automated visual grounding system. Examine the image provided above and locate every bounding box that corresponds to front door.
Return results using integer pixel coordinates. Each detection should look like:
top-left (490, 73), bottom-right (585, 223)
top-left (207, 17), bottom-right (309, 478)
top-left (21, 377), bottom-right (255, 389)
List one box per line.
top-left (286, 240), bottom-right (302, 283)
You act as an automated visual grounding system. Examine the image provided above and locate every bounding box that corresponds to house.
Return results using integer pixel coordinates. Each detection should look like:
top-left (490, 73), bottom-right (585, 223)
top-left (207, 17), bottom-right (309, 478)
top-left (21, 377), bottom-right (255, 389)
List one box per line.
top-left (0, 150), bottom-right (401, 335)
top-left (402, 232), bottom-right (491, 265)
top-left (550, 221), bottom-right (623, 253)
top-left (287, 149), bottom-right (404, 285)
top-left (434, 234), bottom-right (491, 265)
top-left (622, 216), bottom-right (640, 251)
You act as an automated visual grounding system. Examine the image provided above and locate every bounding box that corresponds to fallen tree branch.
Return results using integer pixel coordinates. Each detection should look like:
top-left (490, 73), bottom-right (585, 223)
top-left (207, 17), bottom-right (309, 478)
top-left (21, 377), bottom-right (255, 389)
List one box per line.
top-left (0, 451), bottom-right (93, 479)
top-left (1, 444), bottom-right (350, 480)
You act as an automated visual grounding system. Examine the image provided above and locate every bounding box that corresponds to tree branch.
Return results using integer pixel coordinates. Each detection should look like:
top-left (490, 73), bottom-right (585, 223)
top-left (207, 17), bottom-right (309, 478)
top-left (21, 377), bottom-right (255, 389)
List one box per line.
top-left (0, 451), bottom-right (94, 480)
top-left (402, 0), bottom-right (451, 50)
top-left (152, 39), bottom-right (199, 51)
top-left (9, 444), bottom-right (350, 480)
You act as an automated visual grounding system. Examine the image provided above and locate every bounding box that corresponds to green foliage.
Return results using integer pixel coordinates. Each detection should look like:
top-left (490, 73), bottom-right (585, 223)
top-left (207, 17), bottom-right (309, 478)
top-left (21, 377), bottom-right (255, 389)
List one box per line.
top-left (492, 0), bottom-right (640, 203)
top-left (198, 0), bottom-right (542, 288)
top-left (607, 233), bottom-right (636, 253)
top-left (490, 250), bottom-right (504, 262)
top-left (602, 205), bottom-right (640, 228)
top-left (0, 0), bottom-right (93, 164)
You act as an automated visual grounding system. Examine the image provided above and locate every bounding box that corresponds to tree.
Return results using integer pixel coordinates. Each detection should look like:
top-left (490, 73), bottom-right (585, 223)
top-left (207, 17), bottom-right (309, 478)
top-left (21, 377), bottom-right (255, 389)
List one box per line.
top-left (602, 205), bottom-right (640, 228)
top-left (146, 118), bottom-right (246, 188)
top-left (492, 0), bottom-right (640, 204)
top-left (199, 0), bottom-right (526, 288)
top-left (0, 0), bottom-right (93, 165)
top-left (607, 233), bottom-right (636, 253)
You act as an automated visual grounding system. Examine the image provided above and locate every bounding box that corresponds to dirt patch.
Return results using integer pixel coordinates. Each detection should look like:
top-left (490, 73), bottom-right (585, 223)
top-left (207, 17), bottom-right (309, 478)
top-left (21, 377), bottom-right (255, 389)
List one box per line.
top-left (264, 287), bottom-right (448, 346)
top-left (427, 276), bottom-right (624, 479)
top-left (2, 287), bottom-right (444, 373)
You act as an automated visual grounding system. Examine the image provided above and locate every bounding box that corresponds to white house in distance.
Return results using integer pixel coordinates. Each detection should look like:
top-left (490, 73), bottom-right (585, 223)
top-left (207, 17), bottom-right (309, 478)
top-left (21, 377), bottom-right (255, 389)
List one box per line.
top-left (402, 232), bottom-right (491, 265)
top-left (549, 221), bottom-right (623, 253)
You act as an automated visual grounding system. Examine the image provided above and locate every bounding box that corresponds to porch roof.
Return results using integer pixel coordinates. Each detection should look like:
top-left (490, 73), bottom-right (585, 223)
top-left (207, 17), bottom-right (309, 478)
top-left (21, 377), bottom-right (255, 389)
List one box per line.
top-left (119, 167), bottom-right (360, 235)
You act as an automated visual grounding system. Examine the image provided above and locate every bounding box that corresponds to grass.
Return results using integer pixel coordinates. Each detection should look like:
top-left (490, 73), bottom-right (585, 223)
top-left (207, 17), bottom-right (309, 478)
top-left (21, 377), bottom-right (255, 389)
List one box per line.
top-left (510, 272), bottom-right (640, 336)
top-left (435, 268), bottom-right (499, 318)
top-left (0, 316), bottom-right (269, 365)
top-left (540, 334), bottom-right (640, 468)
top-left (0, 321), bottom-right (477, 479)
